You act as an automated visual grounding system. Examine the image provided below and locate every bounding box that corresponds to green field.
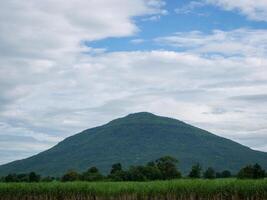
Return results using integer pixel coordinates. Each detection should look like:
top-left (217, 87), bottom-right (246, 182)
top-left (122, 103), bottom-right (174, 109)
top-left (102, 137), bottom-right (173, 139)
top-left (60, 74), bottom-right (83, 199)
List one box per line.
top-left (0, 179), bottom-right (267, 200)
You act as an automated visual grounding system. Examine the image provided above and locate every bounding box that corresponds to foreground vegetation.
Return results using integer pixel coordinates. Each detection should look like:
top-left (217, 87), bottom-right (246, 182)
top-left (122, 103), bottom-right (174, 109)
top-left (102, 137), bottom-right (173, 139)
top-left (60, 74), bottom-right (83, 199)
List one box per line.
top-left (0, 156), bottom-right (266, 199)
top-left (1, 156), bottom-right (266, 183)
top-left (0, 179), bottom-right (267, 200)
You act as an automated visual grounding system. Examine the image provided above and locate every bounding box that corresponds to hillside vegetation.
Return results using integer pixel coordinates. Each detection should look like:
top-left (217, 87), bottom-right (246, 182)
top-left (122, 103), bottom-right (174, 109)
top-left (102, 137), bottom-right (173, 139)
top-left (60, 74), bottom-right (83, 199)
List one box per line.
top-left (0, 112), bottom-right (267, 176)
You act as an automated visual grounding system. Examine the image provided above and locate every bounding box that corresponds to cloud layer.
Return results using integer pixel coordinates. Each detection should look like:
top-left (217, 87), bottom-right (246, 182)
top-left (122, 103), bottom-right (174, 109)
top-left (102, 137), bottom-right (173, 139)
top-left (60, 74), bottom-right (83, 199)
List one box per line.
top-left (175, 0), bottom-right (267, 22)
top-left (0, 0), bottom-right (267, 165)
top-left (0, 0), bottom-right (166, 164)
top-left (205, 0), bottom-right (267, 22)
top-left (156, 29), bottom-right (267, 56)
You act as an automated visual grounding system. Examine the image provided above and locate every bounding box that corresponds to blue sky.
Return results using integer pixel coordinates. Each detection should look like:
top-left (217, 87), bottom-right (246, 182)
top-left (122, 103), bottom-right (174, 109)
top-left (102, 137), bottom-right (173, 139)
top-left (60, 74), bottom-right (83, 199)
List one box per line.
top-left (0, 0), bottom-right (267, 165)
top-left (89, 1), bottom-right (267, 52)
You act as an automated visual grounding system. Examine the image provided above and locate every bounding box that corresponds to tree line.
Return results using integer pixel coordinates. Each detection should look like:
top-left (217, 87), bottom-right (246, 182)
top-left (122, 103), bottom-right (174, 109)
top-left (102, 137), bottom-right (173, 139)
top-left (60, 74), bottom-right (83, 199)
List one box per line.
top-left (0, 156), bottom-right (266, 182)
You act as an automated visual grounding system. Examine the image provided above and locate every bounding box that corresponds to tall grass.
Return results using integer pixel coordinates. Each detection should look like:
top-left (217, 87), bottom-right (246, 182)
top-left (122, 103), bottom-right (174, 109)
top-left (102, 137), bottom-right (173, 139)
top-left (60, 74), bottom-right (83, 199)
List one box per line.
top-left (0, 179), bottom-right (266, 200)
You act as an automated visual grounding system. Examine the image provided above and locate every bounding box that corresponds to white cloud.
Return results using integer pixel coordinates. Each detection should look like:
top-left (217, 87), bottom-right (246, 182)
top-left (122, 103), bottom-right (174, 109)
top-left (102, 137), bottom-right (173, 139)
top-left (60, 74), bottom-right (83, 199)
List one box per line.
top-left (142, 15), bottom-right (162, 21)
top-left (0, 0), bottom-right (166, 164)
top-left (205, 0), bottom-right (267, 21)
top-left (176, 0), bottom-right (267, 21)
top-left (155, 29), bottom-right (267, 57)
top-left (2, 49), bottom-right (267, 157)
top-left (0, 0), bottom-right (165, 59)
top-left (130, 38), bottom-right (145, 44)
top-left (0, 0), bottom-right (267, 165)
top-left (1, 47), bottom-right (267, 162)
top-left (175, 1), bottom-right (206, 15)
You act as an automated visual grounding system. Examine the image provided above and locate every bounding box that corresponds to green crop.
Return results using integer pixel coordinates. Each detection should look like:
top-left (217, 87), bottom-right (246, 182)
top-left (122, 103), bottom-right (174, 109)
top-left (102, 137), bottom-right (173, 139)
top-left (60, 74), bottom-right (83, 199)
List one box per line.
top-left (0, 179), bottom-right (266, 200)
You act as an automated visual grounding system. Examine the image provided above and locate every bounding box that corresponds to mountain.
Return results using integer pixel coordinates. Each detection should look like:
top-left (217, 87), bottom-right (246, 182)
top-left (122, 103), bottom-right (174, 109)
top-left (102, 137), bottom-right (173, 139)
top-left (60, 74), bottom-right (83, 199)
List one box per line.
top-left (0, 112), bottom-right (267, 176)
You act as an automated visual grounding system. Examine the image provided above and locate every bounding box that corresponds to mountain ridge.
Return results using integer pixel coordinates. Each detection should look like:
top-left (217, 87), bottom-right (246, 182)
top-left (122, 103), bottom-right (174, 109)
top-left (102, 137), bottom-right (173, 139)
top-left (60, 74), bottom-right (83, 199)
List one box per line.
top-left (0, 112), bottom-right (266, 176)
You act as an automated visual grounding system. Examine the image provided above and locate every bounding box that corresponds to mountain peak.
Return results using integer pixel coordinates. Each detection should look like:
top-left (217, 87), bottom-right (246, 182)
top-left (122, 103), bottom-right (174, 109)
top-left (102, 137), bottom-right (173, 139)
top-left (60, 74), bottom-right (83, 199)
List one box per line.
top-left (107, 112), bottom-right (183, 126)
top-left (127, 112), bottom-right (155, 117)
top-left (125, 112), bottom-right (157, 119)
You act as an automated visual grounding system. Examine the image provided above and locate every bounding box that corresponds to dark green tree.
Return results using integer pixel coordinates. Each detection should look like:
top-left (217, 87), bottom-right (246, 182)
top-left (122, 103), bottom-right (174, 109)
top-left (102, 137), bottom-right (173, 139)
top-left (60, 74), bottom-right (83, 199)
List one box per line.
top-left (109, 170), bottom-right (128, 181)
top-left (237, 165), bottom-right (254, 179)
top-left (122, 161), bottom-right (162, 181)
top-left (29, 172), bottom-right (40, 182)
top-left (5, 174), bottom-right (18, 182)
top-left (236, 164), bottom-right (265, 179)
top-left (142, 165), bottom-right (162, 180)
top-left (82, 167), bottom-right (103, 181)
top-left (17, 174), bottom-right (29, 182)
top-left (88, 167), bottom-right (99, 173)
top-left (61, 170), bottom-right (80, 182)
top-left (221, 170), bottom-right (232, 178)
top-left (155, 156), bottom-right (181, 180)
top-left (253, 163), bottom-right (265, 179)
top-left (203, 167), bottom-right (216, 179)
top-left (188, 163), bottom-right (202, 178)
top-left (216, 170), bottom-right (232, 178)
top-left (110, 163), bottom-right (122, 174)
top-left (108, 163), bottom-right (128, 181)
top-left (147, 161), bottom-right (156, 167)
top-left (127, 166), bottom-right (147, 181)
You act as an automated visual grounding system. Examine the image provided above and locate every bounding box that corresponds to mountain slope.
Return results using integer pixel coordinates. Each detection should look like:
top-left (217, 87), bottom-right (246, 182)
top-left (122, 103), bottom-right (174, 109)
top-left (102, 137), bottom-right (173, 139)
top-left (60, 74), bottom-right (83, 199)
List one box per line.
top-left (0, 112), bottom-right (266, 176)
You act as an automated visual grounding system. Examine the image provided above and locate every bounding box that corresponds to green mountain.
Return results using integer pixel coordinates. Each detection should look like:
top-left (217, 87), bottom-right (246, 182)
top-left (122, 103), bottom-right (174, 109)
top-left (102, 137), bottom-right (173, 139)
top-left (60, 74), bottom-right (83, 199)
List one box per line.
top-left (0, 112), bottom-right (266, 176)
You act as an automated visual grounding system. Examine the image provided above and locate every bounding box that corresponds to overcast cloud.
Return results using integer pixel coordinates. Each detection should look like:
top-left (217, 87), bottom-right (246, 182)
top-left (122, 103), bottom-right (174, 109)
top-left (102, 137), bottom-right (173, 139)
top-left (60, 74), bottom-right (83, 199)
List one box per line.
top-left (0, 0), bottom-right (267, 165)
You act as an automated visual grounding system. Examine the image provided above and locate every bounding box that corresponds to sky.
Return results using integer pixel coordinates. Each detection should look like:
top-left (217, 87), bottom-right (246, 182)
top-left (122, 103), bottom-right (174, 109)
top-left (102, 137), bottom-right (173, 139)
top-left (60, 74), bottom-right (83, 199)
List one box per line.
top-left (0, 0), bottom-right (267, 165)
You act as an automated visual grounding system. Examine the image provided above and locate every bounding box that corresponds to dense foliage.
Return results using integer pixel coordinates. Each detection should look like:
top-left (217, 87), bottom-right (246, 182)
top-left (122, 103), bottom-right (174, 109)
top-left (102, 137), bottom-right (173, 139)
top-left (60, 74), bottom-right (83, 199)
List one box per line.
top-left (1, 156), bottom-right (266, 183)
top-left (188, 163), bottom-right (202, 178)
top-left (203, 167), bottom-right (216, 179)
top-left (216, 170), bottom-right (232, 178)
top-left (4, 172), bottom-right (41, 182)
top-left (62, 156), bottom-right (181, 182)
top-left (237, 163), bottom-right (265, 179)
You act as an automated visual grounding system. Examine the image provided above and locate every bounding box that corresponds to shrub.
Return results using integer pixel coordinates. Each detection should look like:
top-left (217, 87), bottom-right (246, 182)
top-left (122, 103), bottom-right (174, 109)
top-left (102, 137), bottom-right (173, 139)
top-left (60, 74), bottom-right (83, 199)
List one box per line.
top-left (110, 163), bottom-right (122, 174)
top-left (81, 167), bottom-right (103, 181)
top-left (29, 172), bottom-right (40, 182)
top-left (216, 170), bottom-right (232, 178)
top-left (155, 156), bottom-right (181, 179)
top-left (188, 163), bottom-right (202, 178)
top-left (61, 170), bottom-right (80, 182)
top-left (4, 174), bottom-right (18, 182)
top-left (127, 166), bottom-right (147, 181)
top-left (237, 164), bottom-right (265, 179)
top-left (203, 167), bottom-right (215, 179)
